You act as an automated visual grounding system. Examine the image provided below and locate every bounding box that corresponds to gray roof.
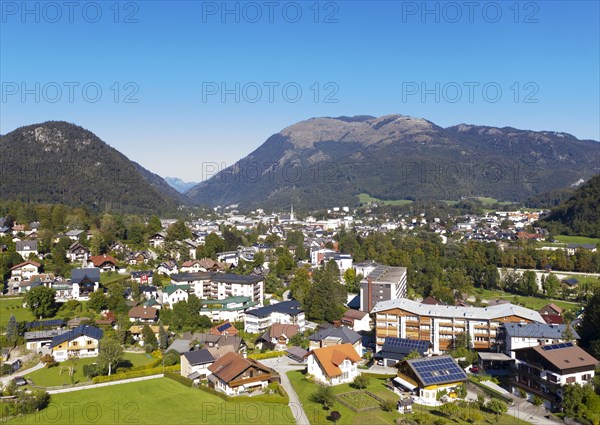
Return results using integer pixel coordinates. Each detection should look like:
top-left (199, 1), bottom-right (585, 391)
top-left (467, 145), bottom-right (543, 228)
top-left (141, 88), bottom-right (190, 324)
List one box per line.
top-left (308, 325), bottom-right (361, 345)
top-left (25, 329), bottom-right (69, 341)
top-left (372, 298), bottom-right (544, 323)
top-left (503, 323), bottom-right (579, 340)
top-left (16, 240), bottom-right (38, 251)
top-left (245, 300), bottom-right (303, 319)
top-left (71, 268), bottom-right (100, 284)
top-left (363, 265), bottom-right (406, 282)
top-left (166, 339), bottom-right (192, 354)
top-left (182, 348), bottom-right (215, 365)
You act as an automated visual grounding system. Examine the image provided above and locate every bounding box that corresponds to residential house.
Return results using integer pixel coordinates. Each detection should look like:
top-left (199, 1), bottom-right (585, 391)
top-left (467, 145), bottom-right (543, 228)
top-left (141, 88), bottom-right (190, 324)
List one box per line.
top-left (171, 272), bottom-right (264, 305)
top-left (131, 271), bottom-right (153, 285)
top-left (374, 337), bottom-right (431, 367)
top-left (157, 260), bottom-right (178, 276)
top-left (360, 265), bottom-right (407, 312)
top-left (70, 268), bottom-right (100, 300)
top-left (126, 251), bottom-right (152, 265)
top-left (180, 348), bottom-right (216, 383)
top-left (372, 298), bottom-right (545, 353)
top-left (25, 329), bottom-right (70, 352)
top-left (209, 321), bottom-right (239, 336)
top-left (199, 296), bottom-right (258, 323)
top-left (129, 325), bottom-right (166, 346)
top-left (16, 240), bottom-right (38, 259)
top-left (162, 284), bottom-right (190, 306)
top-left (308, 325), bottom-right (363, 357)
top-left (65, 229), bottom-right (86, 241)
top-left (244, 300), bottom-right (305, 334)
top-left (50, 325), bottom-right (103, 361)
top-left (340, 309), bottom-right (371, 332)
top-left (128, 306), bottom-right (158, 323)
top-left (259, 324), bottom-right (299, 351)
top-left (148, 232), bottom-right (166, 248)
top-left (207, 352), bottom-right (275, 396)
top-left (139, 285), bottom-right (159, 301)
top-left (182, 332), bottom-right (247, 359)
top-left (396, 355), bottom-right (468, 400)
top-left (87, 255), bottom-right (118, 272)
top-left (10, 261), bottom-right (41, 282)
top-left (305, 343), bottom-right (361, 386)
top-left (511, 342), bottom-right (598, 410)
top-left (500, 322), bottom-right (579, 359)
top-left (67, 242), bottom-right (91, 263)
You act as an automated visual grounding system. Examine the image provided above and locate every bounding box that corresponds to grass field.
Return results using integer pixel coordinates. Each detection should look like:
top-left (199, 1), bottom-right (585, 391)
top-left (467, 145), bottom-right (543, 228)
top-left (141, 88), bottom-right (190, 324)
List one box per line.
top-left (25, 353), bottom-right (155, 387)
top-left (357, 193), bottom-right (413, 206)
top-left (288, 371), bottom-right (523, 425)
top-left (99, 271), bottom-right (130, 286)
top-left (7, 378), bottom-right (295, 424)
top-left (474, 288), bottom-right (581, 311)
top-left (0, 298), bottom-right (34, 330)
top-left (288, 370), bottom-right (400, 424)
top-left (472, 197), bottom-right (514, 206)
top-left (554, 235), bottom-right (600, 245)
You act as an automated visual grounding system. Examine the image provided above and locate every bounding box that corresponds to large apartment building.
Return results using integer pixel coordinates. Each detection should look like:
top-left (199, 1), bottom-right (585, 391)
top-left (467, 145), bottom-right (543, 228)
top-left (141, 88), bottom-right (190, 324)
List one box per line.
top-left (360, 265), bottom-right (407, 312)
top-left (171, 272), bottom-right (264, 306)
top-left (372, 298), bottom-right (545, 353)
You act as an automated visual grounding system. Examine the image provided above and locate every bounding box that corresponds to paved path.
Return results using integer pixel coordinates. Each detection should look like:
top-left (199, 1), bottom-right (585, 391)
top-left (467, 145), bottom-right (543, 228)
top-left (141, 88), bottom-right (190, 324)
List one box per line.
top-left (46, 374), bottom-right (163, 394)
top-left (261, 357), bottom-right (310, 425)
top-left (0, 361), bottom-right (44, 386)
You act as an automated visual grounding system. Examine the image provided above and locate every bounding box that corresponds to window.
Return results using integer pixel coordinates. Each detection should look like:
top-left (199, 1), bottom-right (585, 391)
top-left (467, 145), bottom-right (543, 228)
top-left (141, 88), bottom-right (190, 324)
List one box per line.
top-left (566, 377), bottom-right (576, 384)
top-left (582, 374), bottom-right (592, 381)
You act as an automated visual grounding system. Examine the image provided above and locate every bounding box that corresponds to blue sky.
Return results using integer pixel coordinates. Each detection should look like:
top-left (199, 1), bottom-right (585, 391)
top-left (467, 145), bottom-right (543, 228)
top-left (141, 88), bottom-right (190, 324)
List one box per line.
top-left (1, 1), bottom-right (599, 181)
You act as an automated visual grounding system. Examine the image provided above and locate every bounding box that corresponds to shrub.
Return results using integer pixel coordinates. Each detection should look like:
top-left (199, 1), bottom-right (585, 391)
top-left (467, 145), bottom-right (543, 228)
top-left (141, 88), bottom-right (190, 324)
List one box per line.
top-left (381, 399), bottom-right (396, 412)
top-left (164, 371), bottom-right (193, 387)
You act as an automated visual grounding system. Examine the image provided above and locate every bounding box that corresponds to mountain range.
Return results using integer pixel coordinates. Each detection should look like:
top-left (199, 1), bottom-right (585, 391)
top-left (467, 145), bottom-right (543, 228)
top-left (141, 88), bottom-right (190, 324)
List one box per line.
top-left (1, 116), bottom-right (599, 213)
top-left (186, 115), bottom-right (600, 210)
top-left (164, 177), bottom-right (198, 194)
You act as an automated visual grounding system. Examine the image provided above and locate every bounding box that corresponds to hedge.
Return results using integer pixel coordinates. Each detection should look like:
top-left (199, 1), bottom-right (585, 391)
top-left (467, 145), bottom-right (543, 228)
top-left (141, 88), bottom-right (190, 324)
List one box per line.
top-left (247, 351), bottom-right (286, 360)
top-left (164, 371), bottom-right (193, 387)
top-left (91, 365), bottom-right (179, 383)
top-left (197, 383), bottom-right (288, 404)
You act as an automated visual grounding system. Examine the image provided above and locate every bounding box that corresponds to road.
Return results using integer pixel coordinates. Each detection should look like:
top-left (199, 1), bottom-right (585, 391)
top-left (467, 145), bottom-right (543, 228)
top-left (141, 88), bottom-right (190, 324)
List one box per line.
top-left (261, 357), bottom-right (310, 425)
top-left (0, 361), bottom-right (44, 386)
top-left (46, 374), bottom-right (163, 394)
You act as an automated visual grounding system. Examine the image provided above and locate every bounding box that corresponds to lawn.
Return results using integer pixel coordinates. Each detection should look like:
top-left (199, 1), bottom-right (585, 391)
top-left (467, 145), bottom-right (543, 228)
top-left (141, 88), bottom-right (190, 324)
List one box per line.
top-left (357, 193), bottom-right (413, 206)
top-left (7, 377), bottom-right (295, 424)
top-left (287, 370), bottom-right (400, 424)
top-left (0, 297), bottom-right (34, 330)
top-left (25, 353), bottom-right (155, 387)
top-left (474, 288), bottom-right (581, 312)
top-left (99, 271), bottom-right (130, 286)
top-left (554, 235), bottom-right (600, 245)
top-left (337, 391), bottom-right (381, 410)
top-left (288, 371), bottom-right (525, 425)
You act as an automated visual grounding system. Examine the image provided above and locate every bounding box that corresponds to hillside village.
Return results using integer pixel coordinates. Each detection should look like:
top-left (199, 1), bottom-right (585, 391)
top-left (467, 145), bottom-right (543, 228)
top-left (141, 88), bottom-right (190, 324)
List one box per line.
top-left (1, 201), bottom-right (600, 424)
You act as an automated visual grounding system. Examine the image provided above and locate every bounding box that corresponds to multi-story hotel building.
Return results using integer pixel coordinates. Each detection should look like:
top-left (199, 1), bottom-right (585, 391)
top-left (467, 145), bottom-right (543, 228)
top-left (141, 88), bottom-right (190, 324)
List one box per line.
top-left (372, 298), bottom-right (545, 353)
top-left (360, 265), bottom-right (407, 312)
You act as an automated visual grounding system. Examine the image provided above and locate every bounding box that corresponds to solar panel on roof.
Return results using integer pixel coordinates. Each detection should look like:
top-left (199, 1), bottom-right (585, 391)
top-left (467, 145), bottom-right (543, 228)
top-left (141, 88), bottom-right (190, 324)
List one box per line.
top-left (542, 342), bottom-right (574, 351)
top-left (217, 322), bottom-right (232, 332)
top-left (410, 356), bottom-right (467, 386)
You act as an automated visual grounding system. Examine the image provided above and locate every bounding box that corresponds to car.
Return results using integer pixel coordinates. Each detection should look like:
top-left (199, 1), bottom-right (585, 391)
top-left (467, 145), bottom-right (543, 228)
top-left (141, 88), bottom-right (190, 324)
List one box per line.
top-left (12, 376), bottom-right (27, 386)
top-left (470, 365), bottom-right (481, 373)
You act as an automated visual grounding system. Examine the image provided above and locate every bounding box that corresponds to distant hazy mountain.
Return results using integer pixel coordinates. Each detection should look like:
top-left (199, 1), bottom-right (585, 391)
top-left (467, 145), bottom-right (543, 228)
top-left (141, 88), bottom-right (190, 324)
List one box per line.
top-left (0, 121), bottom-right (186, 213)
top-left (186, 114), bottom-right (600, 210)
top-left (164, 177), bottom-right (198, 194)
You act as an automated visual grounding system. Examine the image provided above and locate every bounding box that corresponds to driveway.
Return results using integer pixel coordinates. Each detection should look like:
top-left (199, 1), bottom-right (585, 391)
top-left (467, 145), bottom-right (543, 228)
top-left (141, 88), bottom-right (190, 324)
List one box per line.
top-left (0, 361), bottom-right (44, 386)
top-left (261, 357), bottom-right (310, 425)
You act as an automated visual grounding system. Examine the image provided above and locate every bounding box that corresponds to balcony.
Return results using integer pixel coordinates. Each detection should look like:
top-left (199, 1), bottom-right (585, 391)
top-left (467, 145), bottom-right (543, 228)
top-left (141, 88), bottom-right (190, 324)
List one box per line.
top-left (67, 343), bottom-right (98, 350)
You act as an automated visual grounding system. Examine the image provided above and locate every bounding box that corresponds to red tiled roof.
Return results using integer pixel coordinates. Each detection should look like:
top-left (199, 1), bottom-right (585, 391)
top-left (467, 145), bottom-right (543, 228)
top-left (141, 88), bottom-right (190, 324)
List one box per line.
top-left (90, 255), bottom-right (117, 267)
top-left (10, 261), bottom-right (42, 270)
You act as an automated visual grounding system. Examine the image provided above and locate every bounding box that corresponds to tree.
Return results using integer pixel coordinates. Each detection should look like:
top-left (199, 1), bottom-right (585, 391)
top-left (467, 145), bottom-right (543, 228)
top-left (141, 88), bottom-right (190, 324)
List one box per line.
top-left (486, 399), bottom-right (507, 422)
top-left (542, 273), bottom-right (560, 298)
top-left (329, 411), bottom-right (341, 424)
top-left (305, 260), bottom-right (346, 322)
top-left (343, 268), bottom-right (361, 293)
top-left (98, 336), bottom-right (123, 376)
top-left (147, 215), bottom-right (162, 234)
top-left (520, 270), bottom-right (538, 296)
top-left (166, 219), bottom-right (192, 242)
top-left (312, 384), bottom-right (335, 409)
top-left (404, 350), bottom-right (421, 360)
top-left (290, 267), bottom-right (311, 304)
top-left (87, 290), bottom-right (107, 313)
top-left (25, 286), bottom-right (58, 318)
top-left (532, 395), bottom-right (544, 406)
top-left (204, 233), bottom-right (225, 258)
top-left (142, 324), bottom-right (158, 352)
top-left (265, 272), bottom-right (283, 294)
top-left (353, 374), bottom-right (370, 389)
top-left (158, 322), bottom-right (168, 350)
top-left (163, 349), bottom-right (180, 366)
top-left (579, 289), bottom-right (600, 357)
top-left (6, 315), bottom-right (19, 345)
top-left (381, 399), bottom-right (396, 412)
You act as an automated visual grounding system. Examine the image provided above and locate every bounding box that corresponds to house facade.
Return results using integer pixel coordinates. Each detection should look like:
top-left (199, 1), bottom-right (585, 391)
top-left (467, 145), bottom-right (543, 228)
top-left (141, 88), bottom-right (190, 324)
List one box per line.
top-left (244, 300), bottom-right (305, 334)
top-left (306, 343), bottom-right (361, 386)
top-left (360, 265), bottom-right (407, 312)
top-left (372, 298), bottom-right (544, 353)
top-left (207, 352), bottom-right (275, 396)
top-left (50, 325), bottom-right (103, 362)
top-left (180, 348), bottom-right (215, 382)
